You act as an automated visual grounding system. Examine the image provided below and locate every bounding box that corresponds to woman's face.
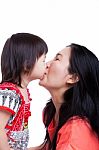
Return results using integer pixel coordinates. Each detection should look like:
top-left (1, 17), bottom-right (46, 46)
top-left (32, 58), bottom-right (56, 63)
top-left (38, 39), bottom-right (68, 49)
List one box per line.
top-left (39, 47), bottom-right (71, 90)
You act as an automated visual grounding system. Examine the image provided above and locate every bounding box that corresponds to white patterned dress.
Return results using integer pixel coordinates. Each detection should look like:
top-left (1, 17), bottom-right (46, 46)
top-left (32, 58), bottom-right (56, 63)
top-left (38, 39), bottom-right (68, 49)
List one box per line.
top-left (0, 82), bottom-right (32, 150)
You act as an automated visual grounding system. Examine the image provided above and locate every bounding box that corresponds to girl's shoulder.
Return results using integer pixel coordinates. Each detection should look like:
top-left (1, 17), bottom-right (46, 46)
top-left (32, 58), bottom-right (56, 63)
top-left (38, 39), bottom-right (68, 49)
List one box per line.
top-left (0, 82), bottom-right (24, 101)
top-left (0, 82), bottom-right (20, 92)
top-left (0, 82), bottom-right (23, 115)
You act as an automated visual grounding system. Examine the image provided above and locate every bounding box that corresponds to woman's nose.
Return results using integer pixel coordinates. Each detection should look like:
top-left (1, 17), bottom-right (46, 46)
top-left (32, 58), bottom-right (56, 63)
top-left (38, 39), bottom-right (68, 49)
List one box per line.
top-left (46, 60), bottom-right (52, 68)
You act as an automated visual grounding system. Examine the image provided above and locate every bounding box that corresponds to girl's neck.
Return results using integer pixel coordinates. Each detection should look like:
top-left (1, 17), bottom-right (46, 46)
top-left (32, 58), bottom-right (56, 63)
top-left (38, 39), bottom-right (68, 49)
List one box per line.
top-left (21, 74), bottom-right (30, 89)
top-left (21, 80), bottom-right (29, 89)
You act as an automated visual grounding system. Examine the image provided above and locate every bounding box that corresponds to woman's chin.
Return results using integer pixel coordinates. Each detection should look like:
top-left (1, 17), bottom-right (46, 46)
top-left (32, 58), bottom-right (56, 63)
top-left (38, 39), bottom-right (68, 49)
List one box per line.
top-left (39, 79), bottom-right (44, 86)
top-left (39, 79), bottom-right (48, 89)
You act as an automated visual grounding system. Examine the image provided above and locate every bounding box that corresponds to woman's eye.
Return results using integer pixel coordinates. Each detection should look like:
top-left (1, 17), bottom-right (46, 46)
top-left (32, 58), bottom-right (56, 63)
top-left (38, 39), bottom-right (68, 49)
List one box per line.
top-left (54, 57), bottom-right (59, 61)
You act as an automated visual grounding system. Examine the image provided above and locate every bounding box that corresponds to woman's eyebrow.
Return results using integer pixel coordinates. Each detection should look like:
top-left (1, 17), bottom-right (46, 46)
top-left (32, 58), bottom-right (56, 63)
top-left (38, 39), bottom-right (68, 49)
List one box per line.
top-left (56, 53), bottom-right (63, 57)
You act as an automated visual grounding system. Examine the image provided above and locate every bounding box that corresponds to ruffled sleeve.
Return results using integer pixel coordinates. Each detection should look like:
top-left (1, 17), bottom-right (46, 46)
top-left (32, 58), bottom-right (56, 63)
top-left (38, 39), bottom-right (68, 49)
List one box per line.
top-left (0, 88), bottom-right (21, 115)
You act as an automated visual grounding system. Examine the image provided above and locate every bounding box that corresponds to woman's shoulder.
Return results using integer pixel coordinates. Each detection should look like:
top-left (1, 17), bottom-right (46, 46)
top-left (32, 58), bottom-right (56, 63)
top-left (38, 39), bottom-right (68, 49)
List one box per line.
top-left (59, 116), bottom-right (92, 134)
top-left (55, 116), bottom-right (99, 150)
top-left (57, 116), bottom-right (99, 148)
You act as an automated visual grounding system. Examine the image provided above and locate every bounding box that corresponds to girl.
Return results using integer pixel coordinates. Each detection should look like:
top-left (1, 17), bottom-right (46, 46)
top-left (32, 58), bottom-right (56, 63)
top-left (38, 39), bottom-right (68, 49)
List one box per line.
top-left (0, 33), bottom-right (48, 150)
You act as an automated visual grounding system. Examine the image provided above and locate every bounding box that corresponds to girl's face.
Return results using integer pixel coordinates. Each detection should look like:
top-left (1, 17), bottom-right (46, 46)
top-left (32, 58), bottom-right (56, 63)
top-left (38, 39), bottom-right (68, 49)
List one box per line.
top-left (39, 47), bottom-right (72, 90)
top-left (29, 54), bottom-right (46, 80)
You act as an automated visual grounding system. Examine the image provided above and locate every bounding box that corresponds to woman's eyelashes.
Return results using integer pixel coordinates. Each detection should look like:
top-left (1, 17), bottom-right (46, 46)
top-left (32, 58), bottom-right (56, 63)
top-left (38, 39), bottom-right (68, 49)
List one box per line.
top-left (43, 58), bottom-right (46, 62)
top-left (54, 53), bottom-right (63, 61)
top-left (54, 57), bottom-right (60, 61)
top-left (43, 55), bottom-right (46, 62)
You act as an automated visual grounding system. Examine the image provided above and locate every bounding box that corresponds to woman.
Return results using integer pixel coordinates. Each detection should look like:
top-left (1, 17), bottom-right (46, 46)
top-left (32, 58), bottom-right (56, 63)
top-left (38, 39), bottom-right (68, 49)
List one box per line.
top-left (29, 43), bottom-right (99, 150)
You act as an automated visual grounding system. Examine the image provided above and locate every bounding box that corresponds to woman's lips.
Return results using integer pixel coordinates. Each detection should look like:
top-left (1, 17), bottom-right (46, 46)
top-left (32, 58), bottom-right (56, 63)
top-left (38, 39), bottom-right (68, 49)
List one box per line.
top-left (40, 73), bottom-right (47, 80)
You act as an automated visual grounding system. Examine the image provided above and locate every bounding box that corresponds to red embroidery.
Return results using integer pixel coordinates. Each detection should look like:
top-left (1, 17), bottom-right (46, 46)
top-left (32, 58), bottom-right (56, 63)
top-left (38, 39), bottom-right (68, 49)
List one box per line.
top-left (0, 82), bottom-right (32, 138)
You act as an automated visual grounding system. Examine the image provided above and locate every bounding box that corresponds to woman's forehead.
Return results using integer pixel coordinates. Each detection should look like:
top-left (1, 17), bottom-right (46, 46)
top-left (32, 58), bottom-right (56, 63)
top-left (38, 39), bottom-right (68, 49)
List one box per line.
top-left (58, 47), bottom-right (71, 56)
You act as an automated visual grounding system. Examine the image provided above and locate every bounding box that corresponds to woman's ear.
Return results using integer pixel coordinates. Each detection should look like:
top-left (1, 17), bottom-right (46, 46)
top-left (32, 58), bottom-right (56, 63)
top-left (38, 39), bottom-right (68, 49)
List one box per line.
top-left (66, 73), bottom-right (79, 84)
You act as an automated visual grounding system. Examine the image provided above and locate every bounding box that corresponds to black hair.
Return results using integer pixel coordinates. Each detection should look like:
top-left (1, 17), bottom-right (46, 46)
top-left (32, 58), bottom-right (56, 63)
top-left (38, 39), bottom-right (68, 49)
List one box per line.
top-left (43, 43), bottom-right (99, 149)
top-left (1, 33), bottom-right (48, 86)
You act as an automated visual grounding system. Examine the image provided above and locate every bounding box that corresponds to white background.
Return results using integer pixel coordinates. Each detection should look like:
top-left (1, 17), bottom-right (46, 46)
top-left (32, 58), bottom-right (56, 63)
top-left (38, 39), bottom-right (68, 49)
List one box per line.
top-left (0, 0), bottom-right (99, 147)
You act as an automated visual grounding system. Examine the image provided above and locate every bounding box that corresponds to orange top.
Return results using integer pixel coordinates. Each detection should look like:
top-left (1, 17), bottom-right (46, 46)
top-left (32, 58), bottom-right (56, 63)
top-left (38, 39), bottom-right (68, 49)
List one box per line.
top-left (48, 116), bottom-right (99, 150)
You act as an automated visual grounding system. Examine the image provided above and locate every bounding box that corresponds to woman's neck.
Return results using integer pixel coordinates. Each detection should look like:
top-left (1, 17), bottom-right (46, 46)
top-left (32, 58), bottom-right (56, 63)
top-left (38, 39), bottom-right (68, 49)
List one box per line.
top-left (49, 88), bottom-right (65, 113)
top-left (49, 86), bottom-right (70, 111)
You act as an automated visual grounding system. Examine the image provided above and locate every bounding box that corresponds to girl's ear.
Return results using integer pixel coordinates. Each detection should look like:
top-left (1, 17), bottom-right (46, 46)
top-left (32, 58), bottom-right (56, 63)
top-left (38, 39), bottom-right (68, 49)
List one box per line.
top-left (66, 73), bottom-right (79, 84)
top-left (23, 61), bottom-right (30, 74)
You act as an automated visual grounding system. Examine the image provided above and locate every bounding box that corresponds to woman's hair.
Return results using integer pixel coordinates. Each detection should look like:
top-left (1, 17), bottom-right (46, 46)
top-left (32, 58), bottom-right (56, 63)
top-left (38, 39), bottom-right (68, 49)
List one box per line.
top-left (1, 33), bottom-right (48, 86)
top-left (43, 43), bottom-right (99, 149)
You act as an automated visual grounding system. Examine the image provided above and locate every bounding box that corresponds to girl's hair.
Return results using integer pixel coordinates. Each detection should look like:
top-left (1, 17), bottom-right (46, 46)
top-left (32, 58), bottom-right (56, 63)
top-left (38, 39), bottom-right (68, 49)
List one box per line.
top-left (1, 33), bottom-right (48, 86)
top-left (43, 43), bottom-right (99, 149)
